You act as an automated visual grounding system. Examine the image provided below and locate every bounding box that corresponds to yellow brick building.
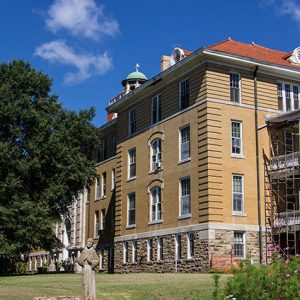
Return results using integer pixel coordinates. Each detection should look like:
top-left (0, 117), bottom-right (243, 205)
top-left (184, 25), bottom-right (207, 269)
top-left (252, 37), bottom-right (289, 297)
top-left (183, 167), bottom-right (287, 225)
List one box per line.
top-left (87, 39), bottom-right (300, 272)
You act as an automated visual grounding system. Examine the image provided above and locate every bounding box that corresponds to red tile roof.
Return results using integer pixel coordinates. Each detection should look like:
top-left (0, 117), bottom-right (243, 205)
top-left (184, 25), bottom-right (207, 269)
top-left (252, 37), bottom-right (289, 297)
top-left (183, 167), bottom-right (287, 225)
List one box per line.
top-left (107, 112), bottom-right (114, 123)
top-left (207, 38), bottom-right (300, 69)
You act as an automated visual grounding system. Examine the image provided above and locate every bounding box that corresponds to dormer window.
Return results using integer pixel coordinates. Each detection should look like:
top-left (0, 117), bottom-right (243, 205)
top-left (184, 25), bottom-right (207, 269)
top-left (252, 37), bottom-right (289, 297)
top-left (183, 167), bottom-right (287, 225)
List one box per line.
top-left (170, 48), bottom-right (185, 66)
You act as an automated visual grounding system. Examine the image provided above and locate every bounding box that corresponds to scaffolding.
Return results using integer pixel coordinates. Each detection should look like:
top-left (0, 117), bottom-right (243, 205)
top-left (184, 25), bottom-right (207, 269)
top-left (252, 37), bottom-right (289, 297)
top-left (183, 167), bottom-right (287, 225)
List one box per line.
top-left (265, 119), bottom-right (300, 262)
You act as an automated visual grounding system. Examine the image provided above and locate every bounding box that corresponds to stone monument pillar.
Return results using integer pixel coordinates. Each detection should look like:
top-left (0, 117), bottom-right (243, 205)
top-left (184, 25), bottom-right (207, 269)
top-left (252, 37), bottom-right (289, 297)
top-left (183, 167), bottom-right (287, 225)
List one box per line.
top-left (77, 238), bottom-right (100, 300)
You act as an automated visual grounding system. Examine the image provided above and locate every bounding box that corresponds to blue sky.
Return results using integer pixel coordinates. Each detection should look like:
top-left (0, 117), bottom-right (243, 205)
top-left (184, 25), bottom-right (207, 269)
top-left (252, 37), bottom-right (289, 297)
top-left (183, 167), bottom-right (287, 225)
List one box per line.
top-left (1, 0), bottom-right (300, 126)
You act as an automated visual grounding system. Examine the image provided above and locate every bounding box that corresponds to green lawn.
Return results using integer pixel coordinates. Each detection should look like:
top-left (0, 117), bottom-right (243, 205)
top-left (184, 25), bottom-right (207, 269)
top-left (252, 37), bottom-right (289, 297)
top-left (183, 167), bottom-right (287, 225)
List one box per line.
top-left (0, 272), bottom-right (230, 300)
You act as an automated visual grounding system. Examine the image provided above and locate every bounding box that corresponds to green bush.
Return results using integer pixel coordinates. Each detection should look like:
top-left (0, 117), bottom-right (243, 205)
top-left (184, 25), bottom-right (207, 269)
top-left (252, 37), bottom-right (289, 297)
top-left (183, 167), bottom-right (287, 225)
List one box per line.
top-left (219, 252), bottom-right (300, 300)
top-left (15, 261), bottom-right (28, 274)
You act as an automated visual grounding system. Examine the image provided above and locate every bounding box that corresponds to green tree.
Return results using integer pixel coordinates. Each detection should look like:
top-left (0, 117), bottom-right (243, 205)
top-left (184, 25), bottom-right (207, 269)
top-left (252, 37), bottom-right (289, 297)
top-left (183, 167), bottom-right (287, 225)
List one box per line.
top-left (0, 60), bottom-right (98, 260)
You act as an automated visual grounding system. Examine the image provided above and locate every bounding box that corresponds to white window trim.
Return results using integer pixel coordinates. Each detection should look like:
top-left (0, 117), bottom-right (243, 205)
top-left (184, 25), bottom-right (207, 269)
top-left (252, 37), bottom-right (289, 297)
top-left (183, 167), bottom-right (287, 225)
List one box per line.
top-left (230, 72), bottom-right (242, 104)
top-left (94, 211), bottom-right (99, 238)
top-left (157, 237), bottom-right (163, 261)
top-left (232, 174), bottom-right (245, 215)
top-left (95, 176), bottom-right (100, 200)
top-left (150, 139), bottom-right (162, 172)
top-left (101, 172), bottom-right (106, 199)
top-left (128, 108), bottom-right (136, 135)
top-left (100, 209), bottom-right (105, 231)
top-left (151, 94), bottom-right (161, 124)
top-left (127, 193), bottom-right (136, 226)
top-left (277, 81), bottom-right (300, 112)
top-left (99, 250), bottom-right (104, 270)
top-left (179, 176), bottom-right (191, 217)
top-left (132, 241), bottom-right (137, 263)
top-left (231, 120), bottom-right (244, 158)
top-left (233, 231), bottom-right (246, 259)
top-left (150, 186), bottom-right (162, 222)
top-left (128, 148), bottom-right (136, 180)
top-left (187, 233), bottom-right (194, 259)
top-left (147, 239), bottom-right (153, 262)
top-left (123, 242), bottom-right (128, 264)
top-left (111, 168), bottom-right (115, 191)
top-left (179, 125), bottom-right (191, 162)
top-left (175, 234), bottom-right (181, 261)
top-left (179, 78), bottom-right (189, 110)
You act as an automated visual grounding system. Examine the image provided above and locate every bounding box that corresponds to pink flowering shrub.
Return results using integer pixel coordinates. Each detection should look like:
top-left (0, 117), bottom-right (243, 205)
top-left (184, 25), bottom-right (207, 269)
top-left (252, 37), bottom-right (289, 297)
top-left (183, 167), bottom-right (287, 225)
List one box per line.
top-left (218, 250), bottom-right (300, 300)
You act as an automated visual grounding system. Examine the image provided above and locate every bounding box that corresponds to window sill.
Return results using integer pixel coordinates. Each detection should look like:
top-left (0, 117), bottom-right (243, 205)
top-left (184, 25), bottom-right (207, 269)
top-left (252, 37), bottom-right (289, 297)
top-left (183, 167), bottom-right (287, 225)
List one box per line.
top-left (178, 214), bottom-right (192, 220)
top-left (186, 258), bottom-right (195, 262)
top-left (127, 176), bottom-right (136, 182)
top-left (231, 154), bottom-right (245, 159)
top-left (148, 168), bottom-right (163, 175)
top-left (232, 212), bottom-right (247, 217)
top-left (126, 224), bottom-right (136, 229)
top-left (178, 158), bottom-right (191, 165)
top-left (148, 220), bottom-right (163, 225)
top-left (94, 198), bottom-right (100, 202)
top-left (101, 196), bottom-right (106, 200)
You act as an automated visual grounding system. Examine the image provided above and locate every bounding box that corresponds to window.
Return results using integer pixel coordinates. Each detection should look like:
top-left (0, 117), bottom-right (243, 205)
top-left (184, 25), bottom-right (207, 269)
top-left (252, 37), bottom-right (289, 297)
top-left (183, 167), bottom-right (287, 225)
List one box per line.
top-left (234, 232), bottom-right (245, 258)
top-left (128, 108), bottom-right (136, 135)
top-left (100, 209), bottom-right (105, 231)
top-left (123, 241), bottom-right (128, 263)
top-left (231, 121), bottom-right (243, 156)
top-left (157, 237), bottom-right (164, 261)
top-left (94, 211), bottom-right (99, 238)
top-left (95, 176), bottom-right (100, 199)
top-left (180, 177), bottom-right (191, 216)
top-left (232, 175), bottom-right (244, 214)
top-left (128, 193), bottom-right (136, 226)
top-left (179, 79), bottom-right (189, 110)
top-left (99, 250), bottom-right (104, 270)
top-left (128, 148), bottom-right (136, 179)
top-left (101, 172), bottom-right (106, 198)
top-left (180, 126), bottom-right (190, 161)
top-left (150, 186), bottom-right (162, 222)
top-left (175, 235), bottom-right (182, 260)
top-left (284, 130), bottom-right (293, 154)
top-left (132, 241), bottom-right (137, 263)
top-left (152, 95), bottom-right (161, 124)
top-left (277, 82), bottom-right (300, 112)
top-left (111, 168), bottom-right (116, 190)
top-left (230, 73), bottom-right (240, 103)
top-left (151, 139), bottom-right (162, 171)
top-left (112, 136), bottom-right (117, 155)
top-left (187, 233), bottom-right (194, 259)
top-left (147, 239), bottom-right (153, 262)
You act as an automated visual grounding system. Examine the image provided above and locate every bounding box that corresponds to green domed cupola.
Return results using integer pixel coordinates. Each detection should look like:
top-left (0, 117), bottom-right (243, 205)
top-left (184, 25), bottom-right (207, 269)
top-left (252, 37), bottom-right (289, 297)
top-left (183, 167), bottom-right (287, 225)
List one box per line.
top-left (122, 64), bottom-right (148, 93)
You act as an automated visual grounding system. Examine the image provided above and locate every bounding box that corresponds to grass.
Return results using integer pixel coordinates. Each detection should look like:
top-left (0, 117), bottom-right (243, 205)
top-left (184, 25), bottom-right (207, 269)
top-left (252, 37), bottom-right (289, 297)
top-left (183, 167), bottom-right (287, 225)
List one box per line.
top-left (0, 272), bottom-right (230, 300)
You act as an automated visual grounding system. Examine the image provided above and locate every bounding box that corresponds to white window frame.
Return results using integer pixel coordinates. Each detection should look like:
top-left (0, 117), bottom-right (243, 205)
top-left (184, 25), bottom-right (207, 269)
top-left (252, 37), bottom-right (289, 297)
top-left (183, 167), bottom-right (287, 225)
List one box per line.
top-left (151, 94), bottom-right (161, 124)
top-left (100, 208), bottom-right (105, 231)
top-left (128, 108), bottom-right (136, 135)
top-left (151, 139), bottom-right (162, 171)
top-left (95, 176), bottom-right (100, 200)
top-left (101, 172), bottom-right (106, 198)
top-left (132, 241), bottom-right (137, 263)
top-left (127, 193), bottom-right (136, 226)
top-left (94, 211), bottom-right (99, 238)
top-left (123, 241), bottom-right (128, 263)
top-left (230, 72), bottom-right (241, 103)
top-left (233, 231), bottom-right (245, 258)
top-left (175, 234), bottom-right (182, 260)
top-left (179, 125), bottom-right (190, 161)
top-left (128, 148), bottom-right (136, 179)
top-left (150, 186), bottom-right (162, 222)
top-left (231, 120), bottom-right (243, 157)
top-left (147, 238), bottom-right (153, 262)
top-left (179, 78), bottom-right (189, 110)
top-left (277, 81), bottom-right (300, 112)
top-left (157, 237), bottom-right (164, 261)
top-left (99, 250), bottom-right (104, 270)
top-left (187, 233), bottom-right (194, 259)
top-left (179, 177), bottom-right (191, 217)
top-left (232, 174), bottom-right (244, 215)
top-left (111, 168), bottom-right (115, 191)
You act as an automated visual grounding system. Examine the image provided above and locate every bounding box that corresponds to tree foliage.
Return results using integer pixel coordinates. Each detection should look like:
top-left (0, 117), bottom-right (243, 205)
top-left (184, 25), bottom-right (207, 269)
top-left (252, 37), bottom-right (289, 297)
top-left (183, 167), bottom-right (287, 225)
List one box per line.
top-left (0, 60), bottom-right (98, 258)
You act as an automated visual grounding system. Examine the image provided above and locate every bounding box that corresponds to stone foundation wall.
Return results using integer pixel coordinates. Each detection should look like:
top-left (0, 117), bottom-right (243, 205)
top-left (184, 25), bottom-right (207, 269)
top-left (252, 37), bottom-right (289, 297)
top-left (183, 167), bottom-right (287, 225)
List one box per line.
top-left (114, 231), bottom-right (209, 273)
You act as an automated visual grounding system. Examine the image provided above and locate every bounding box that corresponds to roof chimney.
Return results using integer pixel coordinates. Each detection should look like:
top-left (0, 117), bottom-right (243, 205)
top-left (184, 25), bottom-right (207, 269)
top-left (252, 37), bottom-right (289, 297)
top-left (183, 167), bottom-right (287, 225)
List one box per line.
top-left (160, 55), bottom-right (171, 72)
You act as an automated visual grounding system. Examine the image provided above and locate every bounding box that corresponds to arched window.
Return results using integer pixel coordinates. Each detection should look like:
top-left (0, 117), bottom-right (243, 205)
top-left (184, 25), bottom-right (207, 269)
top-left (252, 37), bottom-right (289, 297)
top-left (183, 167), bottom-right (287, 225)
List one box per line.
top-left (150, 186), bottom-right (162, 221)
top-left (151, 139), bottom-right (162, 171)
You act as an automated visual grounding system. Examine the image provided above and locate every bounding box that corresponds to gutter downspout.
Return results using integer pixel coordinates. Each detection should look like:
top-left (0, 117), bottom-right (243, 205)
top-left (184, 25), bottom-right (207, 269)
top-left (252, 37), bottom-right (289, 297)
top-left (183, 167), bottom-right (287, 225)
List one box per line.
top-left (254, 66), bottom-right (263, 264)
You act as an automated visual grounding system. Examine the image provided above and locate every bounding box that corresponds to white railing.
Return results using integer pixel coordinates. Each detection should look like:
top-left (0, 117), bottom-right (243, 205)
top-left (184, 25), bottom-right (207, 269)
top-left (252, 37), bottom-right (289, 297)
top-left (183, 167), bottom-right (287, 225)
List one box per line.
top-left (108, 91), bottom-right (125, 106)
top-left (273, 210), bottom-right (300, 227)
top-left (270, 152), bottom-right (300, 171)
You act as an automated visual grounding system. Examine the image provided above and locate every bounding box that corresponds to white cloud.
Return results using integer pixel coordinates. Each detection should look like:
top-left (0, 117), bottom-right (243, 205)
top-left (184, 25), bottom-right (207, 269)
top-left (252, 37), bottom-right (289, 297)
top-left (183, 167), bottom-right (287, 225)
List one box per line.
top-left (35, 40), bottom-right (112, 85)
top-left (46, 0), bottom-right (119, 40)
top-left (281, 0), bottom-right (300, 24)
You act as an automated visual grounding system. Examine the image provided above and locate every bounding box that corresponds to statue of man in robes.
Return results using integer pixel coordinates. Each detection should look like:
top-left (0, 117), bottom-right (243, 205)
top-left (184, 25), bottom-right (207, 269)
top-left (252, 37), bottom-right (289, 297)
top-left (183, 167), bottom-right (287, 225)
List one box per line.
top-left (77, 238), bottom-right (100, 300)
